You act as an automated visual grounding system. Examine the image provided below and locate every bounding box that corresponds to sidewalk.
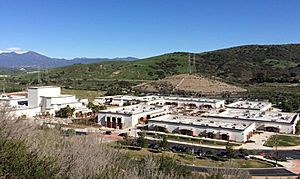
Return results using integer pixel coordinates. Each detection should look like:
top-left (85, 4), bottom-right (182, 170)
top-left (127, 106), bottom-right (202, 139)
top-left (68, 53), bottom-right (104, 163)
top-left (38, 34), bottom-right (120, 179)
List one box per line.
top-left (251, 155), bottom-right (300, 175)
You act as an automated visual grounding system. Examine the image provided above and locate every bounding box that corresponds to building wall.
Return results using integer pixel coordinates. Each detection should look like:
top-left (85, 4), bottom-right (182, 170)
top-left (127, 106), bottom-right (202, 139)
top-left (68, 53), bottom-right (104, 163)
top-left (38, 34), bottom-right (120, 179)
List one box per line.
top-left (28, 87), bottom-right (61, 107)
top-left (98, 107), bottom-right (168, 129)
top-left (147, 119), bottom-right (253, 142)
top-left (219, 117), bottom-right (297, 134)
top-left (13, 106), bottom-right (41, 118)
top-left (50, 96), bottom-right (76, 105)
top-left (242, 123), bottom-right (256, 142)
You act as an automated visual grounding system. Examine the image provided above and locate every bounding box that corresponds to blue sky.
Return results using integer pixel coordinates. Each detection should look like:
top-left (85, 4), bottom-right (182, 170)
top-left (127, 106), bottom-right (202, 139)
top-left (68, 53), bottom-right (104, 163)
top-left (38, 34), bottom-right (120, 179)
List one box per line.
top-left (0, 0), bottom-right (299, 59)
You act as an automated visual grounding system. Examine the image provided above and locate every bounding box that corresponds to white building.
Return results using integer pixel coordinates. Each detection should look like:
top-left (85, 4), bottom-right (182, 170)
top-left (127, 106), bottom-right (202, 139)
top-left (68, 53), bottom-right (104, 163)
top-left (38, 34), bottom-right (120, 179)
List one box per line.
top-left (209, 108), bottom-right (299, 134)
top-left (29, 86), bottom-right (91, 118)
top-left (226, 100), bottom-right (272, 111)
top-left (1, 86), bottom-right (91, 119)
top-left (0, 94), bottom-right (41, 118)
top-left (147, 114), bottom-right (256, 142)
top-left (28, 86), bottom-right (61, 107)
top-left (94, 95), bottom-right (225, 109)
top-left (0, 94), bottom-right (28, 106)
top-left (147, 96), bottom-right (225, 109)
top-left (98, 104), bottom-right (169, 129)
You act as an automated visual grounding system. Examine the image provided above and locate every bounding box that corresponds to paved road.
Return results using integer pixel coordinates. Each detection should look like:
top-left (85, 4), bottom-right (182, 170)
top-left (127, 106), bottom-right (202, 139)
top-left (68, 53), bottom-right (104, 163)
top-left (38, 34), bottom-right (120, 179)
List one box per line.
top-left (181, 165), bottom-right (298, 176)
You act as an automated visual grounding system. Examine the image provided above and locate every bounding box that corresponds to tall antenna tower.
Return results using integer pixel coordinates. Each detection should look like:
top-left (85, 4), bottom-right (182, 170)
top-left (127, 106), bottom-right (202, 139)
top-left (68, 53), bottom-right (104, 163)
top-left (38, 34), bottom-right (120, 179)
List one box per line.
top-left (188, 53), bottom-right (192, 74)
top-left (37, 66), bottom-right (41, 85)
top-left (2, 78), bottom-right (5, 94)
top-left (44, 64), bottom-right (49, 85)
top-left (193, 53), bottom-right (196, 73)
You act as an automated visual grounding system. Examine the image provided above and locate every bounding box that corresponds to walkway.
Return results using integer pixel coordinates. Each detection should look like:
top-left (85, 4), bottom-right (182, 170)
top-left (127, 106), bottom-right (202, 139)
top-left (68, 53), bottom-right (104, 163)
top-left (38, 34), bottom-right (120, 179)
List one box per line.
top-left (240, 132), bottom-right (274, 150)
top-left (252, 155), bottom-right (300, 175)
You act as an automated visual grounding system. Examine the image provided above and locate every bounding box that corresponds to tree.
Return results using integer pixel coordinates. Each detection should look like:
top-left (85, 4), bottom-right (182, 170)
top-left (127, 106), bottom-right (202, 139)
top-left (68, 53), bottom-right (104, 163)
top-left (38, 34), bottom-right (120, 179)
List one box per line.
top-left (120, 135), bottom-right (133, 146)
top-left (0, 138), bottom-right (60, 178)
top-left (225, 145), bottom-right (235, 158)
top-left (158, 155), bottom-right (190, 177)
top-left (56, 105), bottom-right (75, 118)
top-left (281, 100), bottom-right (293, 112)
top-left (137, 131), bottom-right (147, 148)
top-left (239, 148), bottom-right (248, 156)
top-left (87, 102), bottom-right (106, 112)
top-left (206, 150), bottom-right (214, 156)
top-left (296, 120), bottom-right (300, 135)
top-left (159, 135), bottom-right (169, 150)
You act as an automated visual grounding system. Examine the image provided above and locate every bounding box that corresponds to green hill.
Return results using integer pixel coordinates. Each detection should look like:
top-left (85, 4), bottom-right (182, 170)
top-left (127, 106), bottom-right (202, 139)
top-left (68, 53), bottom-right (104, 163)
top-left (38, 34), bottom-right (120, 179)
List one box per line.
top-left (45, 44), bottom-right (300, 83)
top-left (6, 44), bottom-right (300, 93)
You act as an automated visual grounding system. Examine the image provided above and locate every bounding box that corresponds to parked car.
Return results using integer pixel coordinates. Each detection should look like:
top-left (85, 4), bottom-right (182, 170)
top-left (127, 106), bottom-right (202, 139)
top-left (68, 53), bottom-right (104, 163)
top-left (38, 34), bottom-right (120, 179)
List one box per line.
top-left (244, 155), bottom-right (251, 160)
top-left (105, 131), bottom-right (112, 135)
top-left (286, 157), bottom-right (294, 160)
top-left (118, 132), bottom-right (128, 137)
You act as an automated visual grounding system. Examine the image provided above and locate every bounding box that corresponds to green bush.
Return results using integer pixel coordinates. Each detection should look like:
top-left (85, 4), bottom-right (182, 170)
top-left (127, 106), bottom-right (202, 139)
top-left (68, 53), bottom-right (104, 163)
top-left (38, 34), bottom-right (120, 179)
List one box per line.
top-left (0, 138), bottom-right (59, 178)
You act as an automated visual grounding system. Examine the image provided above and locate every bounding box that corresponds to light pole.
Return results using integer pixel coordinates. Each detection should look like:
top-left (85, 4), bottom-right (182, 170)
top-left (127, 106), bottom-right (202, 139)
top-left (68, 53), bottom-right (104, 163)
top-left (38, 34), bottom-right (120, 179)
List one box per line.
top-left (273, 135), bottom-right (278, 167)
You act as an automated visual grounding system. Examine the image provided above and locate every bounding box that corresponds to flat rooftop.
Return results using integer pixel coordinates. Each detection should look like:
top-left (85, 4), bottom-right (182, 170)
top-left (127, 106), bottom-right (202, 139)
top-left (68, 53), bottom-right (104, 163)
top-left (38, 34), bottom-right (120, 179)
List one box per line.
top-left (149, 114), bottom-right (253, 131)
top-left (28, 86), bottom-right (60, 89)
top-left (162, 96), bottom-right (224, 103)
top-left (210, 108), bottom-right (298, 124)
top-left (41, 94), bottom-right (75, 98)
top-left (99, 104), bottom-right (165, 115)
top-left (95, 95), bottom-right (223, 104)
top-left (0, 95), bottom-right (27, 100)
top-left (226, 100), bottom-right (271, 110)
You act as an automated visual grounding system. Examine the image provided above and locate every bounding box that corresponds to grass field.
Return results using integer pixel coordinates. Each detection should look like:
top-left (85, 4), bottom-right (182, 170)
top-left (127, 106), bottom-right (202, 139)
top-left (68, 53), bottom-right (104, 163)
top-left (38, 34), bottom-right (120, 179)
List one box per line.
top-left (264, 135), bottom-right (300, 147)
top-left (61, 88), bottom-right (105, 101)
top-left (121, 148), bottom-right (273, 168)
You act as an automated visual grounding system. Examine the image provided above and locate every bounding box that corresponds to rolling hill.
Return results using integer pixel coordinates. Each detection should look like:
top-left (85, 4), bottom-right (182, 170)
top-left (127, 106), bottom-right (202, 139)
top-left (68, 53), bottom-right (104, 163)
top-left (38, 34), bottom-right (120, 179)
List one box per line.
top-left (43, 44), bottom-right (300, 83)
top-left (4, 44), bottom-right (300, 93)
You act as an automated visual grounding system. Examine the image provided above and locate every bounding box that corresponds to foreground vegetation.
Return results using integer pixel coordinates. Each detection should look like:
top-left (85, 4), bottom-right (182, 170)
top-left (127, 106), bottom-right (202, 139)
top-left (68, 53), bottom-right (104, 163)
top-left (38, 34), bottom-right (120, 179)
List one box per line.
top-left (0, 106), bottom-right (252, 178)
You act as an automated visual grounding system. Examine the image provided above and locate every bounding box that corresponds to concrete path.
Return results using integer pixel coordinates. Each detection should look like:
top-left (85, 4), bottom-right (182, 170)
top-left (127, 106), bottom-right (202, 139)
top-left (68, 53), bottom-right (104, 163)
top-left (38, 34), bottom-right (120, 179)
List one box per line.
top-left (252, 155), bottom-right (300, 175)
top-left (240, 132), bottom-right (274, 150)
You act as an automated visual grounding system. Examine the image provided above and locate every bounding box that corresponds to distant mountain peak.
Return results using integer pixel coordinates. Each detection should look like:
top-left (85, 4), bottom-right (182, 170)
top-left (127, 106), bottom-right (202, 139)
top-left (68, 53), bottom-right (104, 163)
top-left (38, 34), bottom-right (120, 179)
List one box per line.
top-left (0, 50), bottom-right (138, 69)
top-left (0, 51), bottom-right (28, 55)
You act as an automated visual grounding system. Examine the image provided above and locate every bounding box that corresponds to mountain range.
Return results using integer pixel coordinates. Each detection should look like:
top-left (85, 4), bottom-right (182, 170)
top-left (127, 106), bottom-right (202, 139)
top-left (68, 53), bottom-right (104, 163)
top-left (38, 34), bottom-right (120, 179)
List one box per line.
top-left (0, 51), bottom-right (137, 69)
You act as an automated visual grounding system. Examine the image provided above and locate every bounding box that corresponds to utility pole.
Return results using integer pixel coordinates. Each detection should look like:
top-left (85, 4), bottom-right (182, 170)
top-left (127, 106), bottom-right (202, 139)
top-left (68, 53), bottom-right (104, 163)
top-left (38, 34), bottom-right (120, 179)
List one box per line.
top-left (188, 53), bottom-right (192, 74)
top-left (274, 135), bottom-right (278, 167)
top-left (37, 66), bottom-right (41, 85)
top-left (193, 53), bottom-right (196, 73)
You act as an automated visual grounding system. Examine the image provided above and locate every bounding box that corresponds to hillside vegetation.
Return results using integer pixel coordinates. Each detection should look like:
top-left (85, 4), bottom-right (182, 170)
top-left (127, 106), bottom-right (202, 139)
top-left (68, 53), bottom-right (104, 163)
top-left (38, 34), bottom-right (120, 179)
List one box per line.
top-left (54, 44), bottom-right (300, 82)
top-left (16, 44), bottom-right (299, 84)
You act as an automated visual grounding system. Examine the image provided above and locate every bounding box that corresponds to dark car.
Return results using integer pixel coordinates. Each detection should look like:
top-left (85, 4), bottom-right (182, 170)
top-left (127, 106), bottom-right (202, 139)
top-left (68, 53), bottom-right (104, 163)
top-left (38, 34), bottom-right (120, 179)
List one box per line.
top-left (105, 131), bottom-right (112, 135)
top-left (118, 132), bottom-right (128, 137)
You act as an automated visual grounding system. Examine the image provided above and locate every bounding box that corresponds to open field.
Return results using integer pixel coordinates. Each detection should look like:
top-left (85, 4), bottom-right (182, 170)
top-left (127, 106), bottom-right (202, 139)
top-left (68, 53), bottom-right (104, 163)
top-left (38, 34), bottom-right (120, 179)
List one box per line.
top-left (61, 88), bottom-right (105, 101)
top-left (264, 135), bottom-right (300, 147)
top-left (120, 148), bottom-right (273, 168)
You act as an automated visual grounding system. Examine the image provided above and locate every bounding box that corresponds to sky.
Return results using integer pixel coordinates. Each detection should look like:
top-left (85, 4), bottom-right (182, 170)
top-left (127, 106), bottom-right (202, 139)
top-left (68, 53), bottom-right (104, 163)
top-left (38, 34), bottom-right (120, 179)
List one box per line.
top-left (0, 0), bottom-right (300, 59)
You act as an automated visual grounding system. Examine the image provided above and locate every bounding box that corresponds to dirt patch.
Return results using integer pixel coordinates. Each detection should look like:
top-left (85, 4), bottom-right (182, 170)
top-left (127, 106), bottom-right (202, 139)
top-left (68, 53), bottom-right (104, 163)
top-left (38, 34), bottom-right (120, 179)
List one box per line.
top-left (135, 74), bottom-right (247, 95)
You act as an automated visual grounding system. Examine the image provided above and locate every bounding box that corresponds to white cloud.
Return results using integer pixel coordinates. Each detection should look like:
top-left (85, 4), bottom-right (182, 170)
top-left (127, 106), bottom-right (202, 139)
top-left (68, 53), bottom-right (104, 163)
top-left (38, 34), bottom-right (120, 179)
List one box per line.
top-left (0, 47), bottom-right (27, 54)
